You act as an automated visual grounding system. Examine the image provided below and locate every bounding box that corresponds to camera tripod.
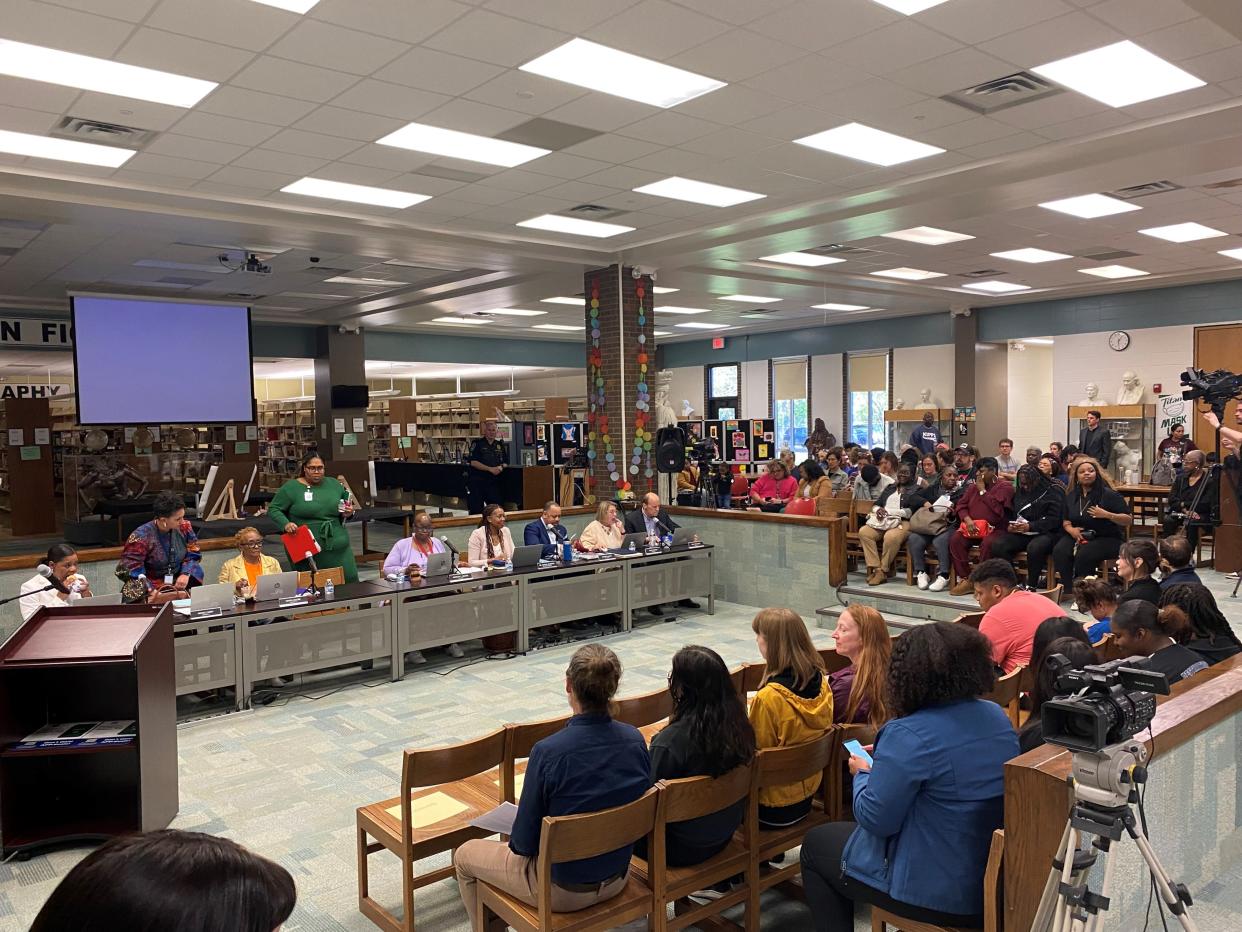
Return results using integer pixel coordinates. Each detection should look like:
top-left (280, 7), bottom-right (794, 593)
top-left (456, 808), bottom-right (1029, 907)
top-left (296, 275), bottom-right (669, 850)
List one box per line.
top-left (1029, 741), bottom-right (1197, 932)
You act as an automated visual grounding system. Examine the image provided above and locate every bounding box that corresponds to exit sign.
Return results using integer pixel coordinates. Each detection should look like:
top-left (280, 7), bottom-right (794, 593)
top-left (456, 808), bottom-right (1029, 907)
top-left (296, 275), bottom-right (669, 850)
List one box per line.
top-left (711, 337), bottom-right (725, 350)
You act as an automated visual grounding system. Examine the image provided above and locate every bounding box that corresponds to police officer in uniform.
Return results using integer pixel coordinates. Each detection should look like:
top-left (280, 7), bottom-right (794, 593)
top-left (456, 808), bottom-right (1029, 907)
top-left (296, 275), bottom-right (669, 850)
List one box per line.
top-left (466, 419), bottom-right (508, 514)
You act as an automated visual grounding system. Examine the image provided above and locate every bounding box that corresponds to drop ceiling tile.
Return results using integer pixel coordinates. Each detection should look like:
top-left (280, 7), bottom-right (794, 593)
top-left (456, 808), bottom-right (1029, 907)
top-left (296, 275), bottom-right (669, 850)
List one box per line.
top-left (448, 184), bottom-right (523, 206)
top-left (146, 0), bottom-right (301, 53)
top-left (404, 196), bottom-right (481, 218)
top-left (1139, 18), bottom-right (1238, 62)
top-left (48, 0), bottom-right (158, 20)
top-left (229, 57), bottom-right (360, 104)
top-left (562, 133), bottom-right (664, 164)
top-left (625, 147), bottom-right (722, 176)
top-left (1184, 44), bottom-right (1242, 83)
top-left (578, 164), bottom-right (666, 190)
top-left (339, 143), bottom-right (435, 172)
top-left (1121, 83), bottom-right (1231, 120)
top-left (878, 97), bottom-right (977, 136)
top-left (418, 98), bottom-right (532, 136)
top-left (747, 0), bottom-right (898, 53)
top-left (888, 47), bottom-right (1022, 98)
top-left (814, 78), bottom-right (927, 122)
top-left (473, 167), bottom-right (562, 193)
top-left (198, 86), bottom-right (319, 126)
top-left (0, 103), bottom-right (59, 135)
top-left (979, 12), bottom-right (1124, 67)
top-left (670, 29), bottom-right (800, 83)
top-left (521, 151), bottom-right (613, 180)
top-left (424, 9), bottom-right (568, 67)
top-left (291, 106), bottom-right (404, 142)
top-left (617, 112), bottom-right (720, 146)
top-left (1086, 0), bottom-right (1197, 36)
top-left (193, 179), bottom-right (278, 197)
top-left (482, 0), bottom-right (637, 32)
top-left (587, 0), bottom-right (732, 59)
top-left (3, 0), bottom-right (137, 56)
top-left (671, 0), bottom-right (799, 27)
top-left (917, 0), bottom-right (1073, 46)
top-left (110, 169), bottom-right (202, 189)
top-left (744, 54), bottom-right (874, 105)
top-left (959, 131), bottom-right (1048, 159)
top-left (261, 128), bottom-right (362, 160)
top-left (988, 92), bottom-right (1109, 131)
top-left (121, 153), bottom-right (220, 179)
top-left (168, 111), bottom-right (279, 146)
top-left (676, 84), bottom-right (788, 127)
top-left (70, 94), bottom-right (188, 132)
top-left (678, 127), bottom-right (773, 158)
top-left (144, 133), bottom-right (251, 164)
top-left (463, 71), bottom-right (588, 116)
top-left (824, 20), bottom-right (963, 76)
top-left (536, 180), bottom-right (625, 204)
top-left (115, 28), bottom-right (256, 85)
top-left (540, 94), bottom-right (658, 132)
top-left (310, 0), bottom-right (471, 44)
top-left (375, 47), bottom-right (506, 96)
top-left (738, 104), bottom-right (843, 140)
top-left (233, 148), bottom-right (328, 175)
top-left (326, 80), bottom-right (451, 122)
top-left (389, 172), bottom-right (470, 195)
top-left (1022, 108), bottom-right (1131, 141)
top-left (0, 76), bottom-right (79, 115)
top-left (266, 20), bottom-right (410, 76)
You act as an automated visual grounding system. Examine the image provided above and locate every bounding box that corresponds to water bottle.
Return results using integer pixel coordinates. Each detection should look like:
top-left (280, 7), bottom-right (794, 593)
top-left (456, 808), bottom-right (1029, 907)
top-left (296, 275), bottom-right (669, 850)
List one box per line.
top-left (323, 577), bottom-right (335, 600)
top-left (562, 540), bottom-right (573, 563)
top-left (662, 533), bottom-right (673, 550)
top-left (628, 539), bottom-right (636, 553)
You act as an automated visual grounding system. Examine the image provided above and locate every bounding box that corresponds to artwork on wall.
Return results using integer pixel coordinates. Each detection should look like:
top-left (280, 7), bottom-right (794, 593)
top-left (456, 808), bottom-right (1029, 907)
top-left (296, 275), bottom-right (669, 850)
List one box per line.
top-left (688, 421), bottom-right (703, 439)
top-left (536, 423), bottom-right (546, 441)
top-left (561, 423), bottom-right (578, 443)
top-left (709, 424), bottom-right (719, 439)
top-left (524, 423), bottom-right (534, 445)
top-left (731, 431), bottom-right (746, 447)
top-left (763, 431), bottom-right (775, 443)
top-left (751, 420), bottom-right (764, 435)
top-left (735, 448), bottom-right (751, 463)
top-left (756, 443), bottom-right (770, 460)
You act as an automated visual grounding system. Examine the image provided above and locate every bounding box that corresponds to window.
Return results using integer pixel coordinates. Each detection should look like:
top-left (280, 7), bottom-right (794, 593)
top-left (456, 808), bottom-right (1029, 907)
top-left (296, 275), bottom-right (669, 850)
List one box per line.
top-left (707, 363), bottom-right (740, 419)
top-left (847, 353), bottom-right (888, 448)
top-left (772, 357), bottom-right (809, 458)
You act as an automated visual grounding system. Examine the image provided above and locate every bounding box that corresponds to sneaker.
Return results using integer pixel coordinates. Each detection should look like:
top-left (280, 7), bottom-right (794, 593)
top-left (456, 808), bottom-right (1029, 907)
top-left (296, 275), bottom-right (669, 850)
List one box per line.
top-left (446, 642), bottom-right (464, 658)
top-left (916, 572), bottom-right (930, 590)
top-left (1227, 571), bottom-right (1240, 580)
top-left (929, 575), bottom-right (949, 592)
top-left (405, 650), bottom-right (426, 665)
top-left (949, 579), bottom-right (973, 596)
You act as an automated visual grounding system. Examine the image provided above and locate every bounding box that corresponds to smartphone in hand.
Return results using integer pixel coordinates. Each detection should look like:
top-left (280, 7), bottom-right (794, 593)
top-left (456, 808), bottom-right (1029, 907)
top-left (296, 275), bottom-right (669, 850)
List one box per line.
top-left (844, 739), bottom-right (873, 766)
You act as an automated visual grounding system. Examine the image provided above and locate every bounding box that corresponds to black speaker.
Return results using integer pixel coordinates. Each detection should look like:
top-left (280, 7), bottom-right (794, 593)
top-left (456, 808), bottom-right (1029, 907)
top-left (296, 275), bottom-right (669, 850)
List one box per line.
top-left (655, 426), bottom-right (686, 473)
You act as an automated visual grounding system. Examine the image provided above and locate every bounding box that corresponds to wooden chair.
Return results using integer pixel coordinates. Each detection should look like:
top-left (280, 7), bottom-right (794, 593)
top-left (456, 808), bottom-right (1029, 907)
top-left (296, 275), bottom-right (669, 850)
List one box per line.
top-left (614, 685), bottom-right (674, 730)
top-left (297, 566), bottom-right (345, 588)
top-left (952, 611), bottom-right (985, 629)
top-left (822, 722), bottom-right (875, 823)
top-left (729, 664), bottom-right (745, 699)
top-left (490, 713), bottom-right (573, 805)
top-left (871, 829), bottom-right (1004, 932)
top-left (984, 667), bottom-right (1023, 728)
top-left (475, 787), bottom-right (660, 932)
top-left (1036, 584), bottom-right (1063, 604)
top-left (1092, 633), bottom-right (1128, 662)
top-left (631, 765), bottom-right (755, 932)
top-left (357, 728), bottom-right (507, 932)
top-left (818, 646), bottom-right (852, 674)
top-left (739, 661), bottom-right (767, 695)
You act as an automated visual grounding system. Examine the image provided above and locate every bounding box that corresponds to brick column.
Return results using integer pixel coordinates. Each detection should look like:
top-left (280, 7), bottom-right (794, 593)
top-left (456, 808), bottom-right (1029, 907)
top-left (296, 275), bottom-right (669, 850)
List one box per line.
top-left (584, 264), bottom-right (656, 505)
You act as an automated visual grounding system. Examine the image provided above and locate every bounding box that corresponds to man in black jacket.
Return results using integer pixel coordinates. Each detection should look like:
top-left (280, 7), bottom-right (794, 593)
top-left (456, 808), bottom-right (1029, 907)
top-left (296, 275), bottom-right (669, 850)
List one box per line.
top-left (623, 493), bottom-right (695, 613)
top-left (1078, 410), bottom-right (1111, 467)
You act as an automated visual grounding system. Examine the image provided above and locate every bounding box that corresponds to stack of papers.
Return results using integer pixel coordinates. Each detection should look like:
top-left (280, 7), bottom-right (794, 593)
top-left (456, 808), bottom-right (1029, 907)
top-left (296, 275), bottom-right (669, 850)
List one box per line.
top-left (11, 720), bottom-right (137, 750)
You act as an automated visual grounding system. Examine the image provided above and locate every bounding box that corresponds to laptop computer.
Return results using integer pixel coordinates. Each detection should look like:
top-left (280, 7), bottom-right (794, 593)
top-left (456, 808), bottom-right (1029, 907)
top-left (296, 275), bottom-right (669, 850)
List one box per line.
top-left (511, 544), bottom-right (545, 569)
top-left (424, 551), bottom-right (455, 578)
top-left (671, 527), bottom-right (696, 547)
top-left (188, 583), bottom-right (236, 616)
top-left (254, 571), bottom-right (298, 602)
top-left (619, 531), bottom-right (649, 552)
top-left (71, 592), bottom-right (122, 608)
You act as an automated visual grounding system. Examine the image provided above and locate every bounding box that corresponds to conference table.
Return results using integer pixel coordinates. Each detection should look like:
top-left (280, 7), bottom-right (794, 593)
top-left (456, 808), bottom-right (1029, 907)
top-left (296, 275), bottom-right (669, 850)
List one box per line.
top-left (171, 544), bottom-right (714, 711)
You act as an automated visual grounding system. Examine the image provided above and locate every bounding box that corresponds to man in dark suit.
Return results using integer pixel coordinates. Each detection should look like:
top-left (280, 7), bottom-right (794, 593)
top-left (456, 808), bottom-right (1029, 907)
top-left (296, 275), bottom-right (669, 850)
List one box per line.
top-left (523, 500), bottom-right (567, 558)
top-left (1078, 410), bottom-right (1112, 467)
top-left (623, 493), bottom-right (697, 614)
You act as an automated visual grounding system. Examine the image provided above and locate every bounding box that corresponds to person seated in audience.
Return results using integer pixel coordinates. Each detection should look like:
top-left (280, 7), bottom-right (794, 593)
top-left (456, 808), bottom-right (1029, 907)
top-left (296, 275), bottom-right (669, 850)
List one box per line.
top-left (751, 459), bottom-right (797, 511)
top-left (1048, 441), bottom-right (1064, 460)
top-left (877, 451), bottom-right (900, 479)
top-left (898, 445), bottom-right (920, 474)
top-left (859, 464), bottom-right (919, 586)
top-left (842, 443), bottom-right (862, 477)
top-left (1025, 445), bottom-right (1042, 468)
top-left (1018, 637), bottom-right (1097, 753)
top-left (985, 464), bottom-right (1065, 585)
top-left (676, 460), bottom-right (701, 504)
top-left (953, 444), bottom-right (978, 481)
top-left (1051, 456), bottom-right (1131, 591)
top-left (1030, 616), bottom-right (1093, 674)
top-left (948, 458), bottom-right (1014, 595)
top-left (580, 500), bottom-right (625, 551)
top-left (800, 622), bottom-right (1017, 932)
top-left (1163, 450), bottom-right (1216, 546)
top-left (935, 446), bottom-right (955, 470)
top-left (749, 608), bottom-right (834, 827)
top-left (908, 465), bottom-right (963, 592)
top-left (119, 490), bottom-right (203, 592)
top-left (1072, 576), bottom-right (1119, 641)
top-left (524, 500), bottom-right (568, 558)
top-left (19, 543), bottom-right (93, 621)
top-left (30, 828), bottom-right (295, 932)
top-left (218, 527), bottom-right (282, 600)
top-left (970, 558), bottom-right (1066, 673)
top-left (909, 411), bottom-right (942, 455)
top-left (781, 449), bottom-right (801, 482)
top-left (1158, 584), bottom-right (1242, 665)
top-left (637, 645), bottom-right (756, 867)
top-left (1116, 538), bottom-right (1161, 606)
top-left (383, 511), bottom-right (463, 663)
top-left (823, 448), bottom-right (850, 492)
top-left (729, 466), bottom-right (752, 504)
top-left (995, 438), bottom-right (1021, 478)
top-left (1158, 535), bottom-right (1202, 590)
top-left (1037, 452), bottom-right (1068, 488)
top-left (1110, 601), bottom-right (1208, 683)
top-left (454, 644), bottom-right (650, 926)
top-left (917, 454), bottom-right (939, 488)
top-left (869, 446), bottom-right (886, 464)
top-left (1060, 444), bottom-right (1080, 472)
top-left (829, 605), bottom-right (891, 727)
top-left (468, 504), bottom-right (515, 567)
top-left (851, 464), bottom-right (892, 507)
top-left (796, 459), bottom-right (834, 514)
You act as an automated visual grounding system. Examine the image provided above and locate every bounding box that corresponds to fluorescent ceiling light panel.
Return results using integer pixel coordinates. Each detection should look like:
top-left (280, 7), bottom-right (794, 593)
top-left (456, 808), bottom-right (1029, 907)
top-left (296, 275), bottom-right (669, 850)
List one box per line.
top-left (430, 316), bottom-right (489, 325)
top-left (520, 38), bottom-right (725, 109)
top-left (720, 294), bottom-right (779, 303)
top-left (282, 177), bottom-right (429, 209)
top-left (250, 0), bottom-right (320, 11)
top-left (759, 251), bottom-right (845, 267)
top-left (1039, 193), bottom-right (1140, 219)
top-left (1139, 222), bottom-right (1227, 243)
top-left (1033, 40), bottom-right (1205, 108)
top-left (540, 297), bottom-right (582, 305)
top-left (962, 280), bottom-right (1031, 294)
top-left (484, 308), bottom-right (546, 317)
top-left (517, 214), bottom-right (634, 238)
top-left (652, 286), bottom-right (679, 294)
top-left (813, 303), bottom-right (869, 311)
top-left (795, 122), bottom-right (944, 167)
top-left (1021, 338), bottom-right (1055, 345)
top-left (0, 38), bottom-right (217, 108)
top-left (882, 226), bottom-right (974, 245)
top-left (675, 322), bottom-right (732, 330)
top-left (1079, 265), bottom-right (1149, 279)
top-left (871, 0), bottom-right (952, 12)
top-left (633, 176), bottom-right (764, 207)
top-left (653, 330), bottom-right (672, 336)
top-left (870, 267), bottom-right (946, 280)
top-left (532, 324), bottom-right (584, 331)
top-left (376, 122), bottom-right (549, 167)
top-left (324, 276), bottom-right (409, 286)
top-left (0, 128), bottom-right (134, 167)
top-left (657, 306), bottom-right (711, 315)
top-left (1218, 248), bottom-right (1242, 261)
top-left (990, 248), bottom-right (1072, 263)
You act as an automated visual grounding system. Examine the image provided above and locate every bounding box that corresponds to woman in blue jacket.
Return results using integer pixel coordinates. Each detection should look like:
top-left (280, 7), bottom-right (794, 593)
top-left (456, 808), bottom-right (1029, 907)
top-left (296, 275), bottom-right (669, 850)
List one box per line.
top-left (800, 622), bottom-right (1018, 931)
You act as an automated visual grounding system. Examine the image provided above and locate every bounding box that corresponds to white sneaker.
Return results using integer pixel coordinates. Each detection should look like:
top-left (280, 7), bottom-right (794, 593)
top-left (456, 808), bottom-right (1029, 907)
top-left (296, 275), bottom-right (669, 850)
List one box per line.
top-left (916, 572), bottom-right (930, 590)
top-left (929, 576), bottom-right (949, 592)
top-left (1227, 571), bottom-right (1240, 580)
top-left (446, 642), bottom-right (464, 658)
top-left (405, 650), bottom-right (426, 665)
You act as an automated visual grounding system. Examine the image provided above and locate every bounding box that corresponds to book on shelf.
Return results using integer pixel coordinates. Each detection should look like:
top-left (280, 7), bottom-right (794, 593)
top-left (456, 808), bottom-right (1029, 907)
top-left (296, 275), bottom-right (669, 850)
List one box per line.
top-left (11, 720), bottom-right (137, 750)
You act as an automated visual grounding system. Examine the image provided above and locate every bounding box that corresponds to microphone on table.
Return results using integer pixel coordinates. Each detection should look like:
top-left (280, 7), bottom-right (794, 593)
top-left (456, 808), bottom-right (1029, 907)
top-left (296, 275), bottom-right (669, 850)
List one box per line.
top-left (655, 519), bottom-right (673, 536)
top-left (0, 567), bottom-right (55, 607)
top-left (38, 564), bottom-right (70, 594)
top-left (439, 535), bottom-right (460, 556)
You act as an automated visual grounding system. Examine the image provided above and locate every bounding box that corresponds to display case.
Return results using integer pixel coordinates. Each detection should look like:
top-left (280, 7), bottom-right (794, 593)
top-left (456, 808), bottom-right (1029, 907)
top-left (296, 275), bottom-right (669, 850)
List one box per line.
top-left (1067, 405), bottom-right (1156, 484)
top-left (885, 409), bottom-right (953, 455)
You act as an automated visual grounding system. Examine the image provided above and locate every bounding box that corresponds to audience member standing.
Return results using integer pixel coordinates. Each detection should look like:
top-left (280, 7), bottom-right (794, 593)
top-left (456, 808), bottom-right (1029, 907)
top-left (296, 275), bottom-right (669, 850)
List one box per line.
top-left (1078, 411), bottom-right (1111, 467)
top-left (807, 418), bottom-right (837, 458)
top-left (948, 457), bottom-right (1014, 595)
top-left (909, 412), bottom-right (942, 454)
top-left (1157, 422), bottom-right (1197, 464)
top-left (970, 559), bottom-right (1066, 673)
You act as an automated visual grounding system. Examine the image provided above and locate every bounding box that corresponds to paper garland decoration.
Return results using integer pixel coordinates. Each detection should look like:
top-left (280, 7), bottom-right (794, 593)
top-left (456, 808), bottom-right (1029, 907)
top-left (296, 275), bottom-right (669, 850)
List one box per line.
top-left (585, 278), bottom-right (606, 504)
top-left (631, 278), bottom-right (654, 490)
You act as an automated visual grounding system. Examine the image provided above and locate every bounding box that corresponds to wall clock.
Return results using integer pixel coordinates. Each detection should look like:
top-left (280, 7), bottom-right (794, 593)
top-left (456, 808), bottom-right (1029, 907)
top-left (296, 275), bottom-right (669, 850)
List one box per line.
top-left (1108, 330), bottom-right (1130, 352)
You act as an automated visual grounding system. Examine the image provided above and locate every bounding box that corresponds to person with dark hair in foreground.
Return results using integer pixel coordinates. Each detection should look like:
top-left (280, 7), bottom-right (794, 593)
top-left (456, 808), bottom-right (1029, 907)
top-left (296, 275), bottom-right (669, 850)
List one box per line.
top-left (1073, 576), bottom-right (1119, 641)
top-left (453, 644), bottom-right (650, 927)
top-left (970, 558), bottom-right (1066, 674)
top-left (1029, 616), bottom-right (1092, 675)
top-left (1019, 637), bottom-right (1098, 753)
top-left (30, 829), bottom-right (295, 932)
top-left (1111, 601), bottom-right (1209, 683)
top-left (800, 622), bottom-right (1017, 932)
top-left (1158, 584), bottom-right (1242, 666)
top-left (1158, 535), bottom-right (1203, 591)
top-left (1116, 538), bottom-right (1162, 606)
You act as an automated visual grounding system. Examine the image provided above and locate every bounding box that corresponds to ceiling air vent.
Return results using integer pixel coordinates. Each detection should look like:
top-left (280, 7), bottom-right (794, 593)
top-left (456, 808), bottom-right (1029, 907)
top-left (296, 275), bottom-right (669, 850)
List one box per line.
top-left (569, 204), bottom-right (629, 220)
top-left (960, 269), bottom-right (1006, 279)
top-left (1110, 180), bottom-right (1181, 199)
top-left (1203, 177), bottom-right (1242, 190)
top-left (52, 116), bottom-right (158, 148)
top-left (1081, 250), bottom-right (1138, 261)
top-left (942, 72), bottom-right (1062, 115)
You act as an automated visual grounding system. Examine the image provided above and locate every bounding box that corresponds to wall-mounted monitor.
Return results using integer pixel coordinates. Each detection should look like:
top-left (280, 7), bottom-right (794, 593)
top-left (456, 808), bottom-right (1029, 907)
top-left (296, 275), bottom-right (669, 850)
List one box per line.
top-left (71, 295), bottom-right (255, 425)
top-left (330, 384), bottom-right (369, 408)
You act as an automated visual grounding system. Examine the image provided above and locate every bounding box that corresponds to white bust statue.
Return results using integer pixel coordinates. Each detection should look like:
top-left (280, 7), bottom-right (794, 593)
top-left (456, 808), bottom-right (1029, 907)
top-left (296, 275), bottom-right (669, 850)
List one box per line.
top-left (893, 398), bottom-right (906, 410)
top-left (914, 387), bottom-right (935, 409)
top-left (652, 372), bottom-right (678, 430)
top-left (1116, 371), bottom-right (1144, 405)
top-left (1113, 440), bottom-right (1142, 484)
top-left (680, 399), bottom-right (695, 418)
top-left (1078, 382), bottom-right (1100, 407)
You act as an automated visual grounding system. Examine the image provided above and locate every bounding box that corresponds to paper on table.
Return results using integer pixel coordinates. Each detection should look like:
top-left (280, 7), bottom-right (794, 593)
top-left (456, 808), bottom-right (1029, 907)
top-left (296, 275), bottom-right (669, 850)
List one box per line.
top-left (385, 790), bottom-right (470, 828)
top-left (470, 801), bottom-right (519, 836)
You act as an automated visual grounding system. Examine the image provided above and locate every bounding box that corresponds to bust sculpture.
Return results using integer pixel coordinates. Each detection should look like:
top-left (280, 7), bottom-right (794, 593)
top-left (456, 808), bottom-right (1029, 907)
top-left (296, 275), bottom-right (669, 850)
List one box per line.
top-left (1116, 371), bottom-right (1144, 405)
top-left (652, 372), bottom-right (678, 430)
top-left (680, 398), bottom-right (695, 418)
top-left (914, 387), bottom-right (935, 409)
top-left (1078, 382), bottom-right (1100, 407)
top-left (893, 398), bottom-right (906, 410)
top-left (1113, 440), bottom-right (1142, 484)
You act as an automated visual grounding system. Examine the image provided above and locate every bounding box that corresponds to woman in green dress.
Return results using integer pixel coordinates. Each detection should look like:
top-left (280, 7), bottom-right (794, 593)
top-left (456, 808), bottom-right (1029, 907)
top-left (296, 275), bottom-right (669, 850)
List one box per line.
top-left (268, 453), bottom-right (358, 583)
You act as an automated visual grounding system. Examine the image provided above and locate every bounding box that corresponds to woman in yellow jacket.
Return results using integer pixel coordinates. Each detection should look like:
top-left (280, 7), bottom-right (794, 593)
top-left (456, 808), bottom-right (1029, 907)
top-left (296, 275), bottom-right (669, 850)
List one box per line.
top-left (218, 527), bottom-right (284, 599)
top-left (749, 607), bottom-right (834, 827)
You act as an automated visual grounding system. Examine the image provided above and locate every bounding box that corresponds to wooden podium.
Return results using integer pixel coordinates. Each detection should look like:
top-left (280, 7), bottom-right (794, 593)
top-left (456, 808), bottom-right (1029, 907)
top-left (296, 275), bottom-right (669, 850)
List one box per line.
top-left (0, 604), bottom-right (177, 856)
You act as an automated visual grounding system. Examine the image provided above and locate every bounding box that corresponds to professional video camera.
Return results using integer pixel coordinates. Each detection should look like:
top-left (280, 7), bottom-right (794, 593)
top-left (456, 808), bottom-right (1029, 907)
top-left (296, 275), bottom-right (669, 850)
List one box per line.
top-left (1181, 366), bottom-right (1242, 417)
top-left (1041, 654), bottom-right (1169, 753)
top-left (689, 437), bottom-right (721, 466)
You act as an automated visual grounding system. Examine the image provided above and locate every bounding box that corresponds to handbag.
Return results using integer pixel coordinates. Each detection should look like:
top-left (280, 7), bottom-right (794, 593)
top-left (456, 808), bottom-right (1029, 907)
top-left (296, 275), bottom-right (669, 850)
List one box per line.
top-left (1150, 459), bottom-right (1176, 486)
top-left (958, 518), bottom-right (991, 539)
top-left (909, 506), bottom-right (950, 536)
top-left (865, 507), bottom-right (902, 532)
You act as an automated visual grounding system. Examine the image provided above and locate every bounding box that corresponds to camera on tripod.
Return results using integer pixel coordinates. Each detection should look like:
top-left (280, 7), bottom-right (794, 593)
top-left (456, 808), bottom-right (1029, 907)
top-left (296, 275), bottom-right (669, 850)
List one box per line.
top-left (1041, 654), bottom-right (1170, 753)
top-left (689, 438), bottom-right (720, 466)
top-left (1181, 366), bottom-right (1242, 416)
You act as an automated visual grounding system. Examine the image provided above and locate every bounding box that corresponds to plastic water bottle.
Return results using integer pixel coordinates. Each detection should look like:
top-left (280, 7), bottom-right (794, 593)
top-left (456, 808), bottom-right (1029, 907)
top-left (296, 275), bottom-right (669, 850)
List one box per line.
top-left (662, 533), bottom-right (673, 550)
top-left (628, 539), bottom-right (636, 553)
top-left (323, 577), bottom-right (335, 600)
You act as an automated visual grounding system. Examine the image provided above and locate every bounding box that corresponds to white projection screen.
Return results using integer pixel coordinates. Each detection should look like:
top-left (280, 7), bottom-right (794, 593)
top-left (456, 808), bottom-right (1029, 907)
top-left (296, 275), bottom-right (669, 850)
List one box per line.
top-left (71, 296), bottom-right (255, 425)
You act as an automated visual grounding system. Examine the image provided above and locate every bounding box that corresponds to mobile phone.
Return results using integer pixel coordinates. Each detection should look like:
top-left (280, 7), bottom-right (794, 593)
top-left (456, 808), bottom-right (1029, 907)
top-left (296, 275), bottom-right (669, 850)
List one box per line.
top-left (844, 739), bottom-right (873, 766)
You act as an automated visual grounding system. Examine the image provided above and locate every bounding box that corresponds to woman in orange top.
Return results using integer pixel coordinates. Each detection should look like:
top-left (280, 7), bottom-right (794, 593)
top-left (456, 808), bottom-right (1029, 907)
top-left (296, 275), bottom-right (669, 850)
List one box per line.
top-left (218, 527), bottom-right (283, 598)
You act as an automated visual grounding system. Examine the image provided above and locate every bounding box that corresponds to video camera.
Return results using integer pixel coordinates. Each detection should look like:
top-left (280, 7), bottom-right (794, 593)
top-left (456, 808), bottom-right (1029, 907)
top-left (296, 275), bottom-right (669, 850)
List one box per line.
top-left (1181, 366), bottom-right (1242, 417)
top-left (689, 438), bottom-right (721, 466)
top-left (1041, 654), bottom-right (1169, 753)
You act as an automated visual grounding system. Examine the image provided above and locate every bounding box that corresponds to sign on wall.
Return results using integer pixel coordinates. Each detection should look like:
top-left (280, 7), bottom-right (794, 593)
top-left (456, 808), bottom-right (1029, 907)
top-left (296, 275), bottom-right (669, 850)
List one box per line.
top-left (0, 383), bottom-right (70, 400)
top-left (0, 318), bottom-right (73, 347)
top-left (1157, 394), bottom-right (1189, 435)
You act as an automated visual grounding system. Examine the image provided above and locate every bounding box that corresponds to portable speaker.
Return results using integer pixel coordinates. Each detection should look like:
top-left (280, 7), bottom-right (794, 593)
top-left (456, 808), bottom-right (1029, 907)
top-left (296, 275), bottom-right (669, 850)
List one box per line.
top-left (655, 427), bottom-right (686, 473)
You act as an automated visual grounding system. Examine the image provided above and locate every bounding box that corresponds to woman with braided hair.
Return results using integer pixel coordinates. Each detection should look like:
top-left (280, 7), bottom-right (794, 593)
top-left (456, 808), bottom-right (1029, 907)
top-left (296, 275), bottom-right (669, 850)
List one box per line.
top-left (1158, 583), bottom-right (1242, 666)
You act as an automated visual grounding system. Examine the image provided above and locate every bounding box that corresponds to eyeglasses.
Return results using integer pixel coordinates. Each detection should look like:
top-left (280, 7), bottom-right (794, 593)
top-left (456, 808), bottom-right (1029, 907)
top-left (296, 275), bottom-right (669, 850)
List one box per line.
top-left (304, 464), bottom-right (325, 471)
top-left (241, 540), bottom-right (263, 548)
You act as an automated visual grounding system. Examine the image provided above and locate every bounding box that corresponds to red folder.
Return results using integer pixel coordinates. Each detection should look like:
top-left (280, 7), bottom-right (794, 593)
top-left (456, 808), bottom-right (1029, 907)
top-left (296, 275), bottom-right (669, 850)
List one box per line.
top-left (280, 525), bottom-right (321, 564)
